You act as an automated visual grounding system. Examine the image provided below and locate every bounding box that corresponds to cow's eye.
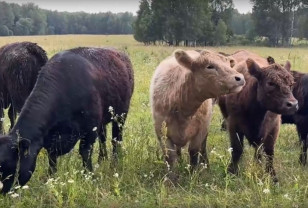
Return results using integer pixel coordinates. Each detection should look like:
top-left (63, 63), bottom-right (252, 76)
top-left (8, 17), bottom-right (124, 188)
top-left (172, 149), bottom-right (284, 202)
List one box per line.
top-left (207, 65), bottom-right (214, 69)
top-left (268, 82), bottom-right (275, 87)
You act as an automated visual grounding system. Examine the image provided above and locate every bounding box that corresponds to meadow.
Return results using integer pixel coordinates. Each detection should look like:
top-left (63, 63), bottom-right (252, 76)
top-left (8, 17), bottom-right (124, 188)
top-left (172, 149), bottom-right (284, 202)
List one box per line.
top-left (0, 35), bottom-right (307, 207)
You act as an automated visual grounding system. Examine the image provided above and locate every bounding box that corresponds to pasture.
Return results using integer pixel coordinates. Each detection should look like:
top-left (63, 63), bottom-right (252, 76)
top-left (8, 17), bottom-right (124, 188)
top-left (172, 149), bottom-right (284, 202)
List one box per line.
top-left (0, 35), bottom-right (307, 207)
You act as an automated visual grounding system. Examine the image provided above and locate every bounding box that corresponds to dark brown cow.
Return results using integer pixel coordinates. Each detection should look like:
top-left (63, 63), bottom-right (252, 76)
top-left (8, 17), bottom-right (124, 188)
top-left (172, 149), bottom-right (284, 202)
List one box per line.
top-left (0, 42), bottom-right (48, 132)
top-left (218, 50), bottom-right (298, 182)
top-left (0, 47), bottom-right (134, 193)
top-left (260, 55), bottom-right (307, 165)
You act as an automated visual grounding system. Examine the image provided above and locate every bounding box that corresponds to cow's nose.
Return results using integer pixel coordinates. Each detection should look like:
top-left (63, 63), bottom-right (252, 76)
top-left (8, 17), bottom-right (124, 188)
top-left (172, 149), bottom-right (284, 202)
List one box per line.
top-left (286, 100), bottom-right (298, 111)
top-left (234, 74), bottom-right (245, 86)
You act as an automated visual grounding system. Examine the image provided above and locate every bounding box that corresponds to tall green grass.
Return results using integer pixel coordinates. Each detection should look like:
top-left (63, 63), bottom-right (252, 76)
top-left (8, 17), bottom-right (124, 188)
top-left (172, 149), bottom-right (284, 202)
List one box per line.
top-left (0, 35), bottom-right (307, 207)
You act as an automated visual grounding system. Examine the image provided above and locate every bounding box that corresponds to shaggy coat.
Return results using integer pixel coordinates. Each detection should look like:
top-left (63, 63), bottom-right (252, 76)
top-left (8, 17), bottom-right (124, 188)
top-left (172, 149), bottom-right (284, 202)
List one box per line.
top-left (0, 47), bottom-right (134, 193)
top-left (218, 50), bottom-right (298, 181)
top-left (280, 71), bottom-right (308, 165)
top-left (0, 42), bottom-right (48, 132)
top-left (151, 49), bottom-right (245, 176)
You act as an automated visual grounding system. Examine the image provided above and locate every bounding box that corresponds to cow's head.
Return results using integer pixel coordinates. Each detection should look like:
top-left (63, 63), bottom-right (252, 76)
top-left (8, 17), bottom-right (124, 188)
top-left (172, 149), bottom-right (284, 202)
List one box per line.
top-left (174, 49), bottom-right (245, 98)
top-left (0, 135), bottom-right (39, 194)
top-left (247, 59), bottom-right (298, 114)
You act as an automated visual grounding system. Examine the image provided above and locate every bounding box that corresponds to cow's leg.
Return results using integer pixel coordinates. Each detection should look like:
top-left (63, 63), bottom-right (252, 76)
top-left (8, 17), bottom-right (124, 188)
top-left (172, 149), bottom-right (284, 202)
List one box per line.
top-left (79, 133), bottom-right (96, 172)
top-left (0, 100), bottom-right (4, 134)
top-left (47, 151), bottom-right (57, 175)
top-left (218, 96), bottom-right (228, 131)
top-left (98, 125), bottom-right (108, 163)
top-left (228, 128), bottom-right (244, 175)
top-left (299, 132), bottom-right (307, 166)
top-left (8, 105), bottom-right (17, 131)
top-left (262, 122), bottom-right (280, 182)
top-left (111, 113), bottom-right (126, 159)
top-left (200, 132), bottom-right (209, 166)
top-left (161, 138), bottom-right (178, 181)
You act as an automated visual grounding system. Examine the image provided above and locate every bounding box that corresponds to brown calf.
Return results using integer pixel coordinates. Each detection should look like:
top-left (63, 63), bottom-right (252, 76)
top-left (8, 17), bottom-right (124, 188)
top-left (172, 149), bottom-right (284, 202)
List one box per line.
top-left (218, 50), bottom-right (298, 182)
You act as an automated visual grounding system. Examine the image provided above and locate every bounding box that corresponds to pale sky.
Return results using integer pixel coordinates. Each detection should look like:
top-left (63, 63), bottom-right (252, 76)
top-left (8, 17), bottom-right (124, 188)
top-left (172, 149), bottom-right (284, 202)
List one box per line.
top-left (5, 0), bottom-right (252, 14)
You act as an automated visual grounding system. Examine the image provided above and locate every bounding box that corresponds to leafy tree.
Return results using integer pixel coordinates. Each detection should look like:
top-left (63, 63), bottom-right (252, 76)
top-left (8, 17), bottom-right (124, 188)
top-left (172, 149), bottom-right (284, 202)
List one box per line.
top-left (134, 0), bottom-right (153, 44)
top-left (0, 2), bottom-right (15, 30)
top-left (251, 0), bottom-right (301, 46)
top-left (14, 18), bottom-right (33, 35)
top-left (0, 25), bottom-right (9, 36)
top-left (214, 19), bottom-right (227, 45)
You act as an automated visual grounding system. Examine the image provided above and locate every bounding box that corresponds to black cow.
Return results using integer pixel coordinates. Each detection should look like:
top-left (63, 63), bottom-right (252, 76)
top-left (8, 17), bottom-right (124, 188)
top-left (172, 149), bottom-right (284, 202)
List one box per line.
top-left (281, 71), bottom-right (308, 165)
top-left (0, 42), bottom-right (48, 132)
top-left (0, 47), bottom-right (134, 193)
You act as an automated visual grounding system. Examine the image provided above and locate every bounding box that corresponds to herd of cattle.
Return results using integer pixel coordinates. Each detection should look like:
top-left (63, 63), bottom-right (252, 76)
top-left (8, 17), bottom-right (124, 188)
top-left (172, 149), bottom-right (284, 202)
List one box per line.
top-left (0, 42), bottom-right (306, 194)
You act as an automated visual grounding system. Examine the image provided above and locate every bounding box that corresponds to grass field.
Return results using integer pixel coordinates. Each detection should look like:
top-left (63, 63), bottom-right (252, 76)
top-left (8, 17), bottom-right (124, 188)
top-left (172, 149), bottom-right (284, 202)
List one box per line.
top-left (0, 35), bottom-right (307, 207)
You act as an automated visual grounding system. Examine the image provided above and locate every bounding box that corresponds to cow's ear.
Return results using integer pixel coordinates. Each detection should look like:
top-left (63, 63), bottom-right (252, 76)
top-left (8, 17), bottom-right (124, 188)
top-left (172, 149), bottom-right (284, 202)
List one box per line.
top-left (267, 56), bottom-right (275, 64)
top-left (229, 59), bottom-right (236, 68)
top-left (246, 58), bottom-right (262, 79)
top-left (174, 49), bottom-right (193, 70)
top-left (284, 61), bottom-right (291, 72)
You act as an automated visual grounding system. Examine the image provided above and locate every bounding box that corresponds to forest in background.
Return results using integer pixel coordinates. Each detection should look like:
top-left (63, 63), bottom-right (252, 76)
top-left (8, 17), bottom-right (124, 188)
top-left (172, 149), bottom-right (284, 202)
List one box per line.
top-left (0, 0), bottom-right (308, 47)
top-left (134, 0), bottom-right (308, 46)
top-left (0, 1), bottom-right (135, 36)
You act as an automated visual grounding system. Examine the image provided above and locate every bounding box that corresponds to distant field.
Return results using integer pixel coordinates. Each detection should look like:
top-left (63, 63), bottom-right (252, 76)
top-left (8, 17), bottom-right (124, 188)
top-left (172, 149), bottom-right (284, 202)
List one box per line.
top-left (0, 35), bottom-right (307, 207)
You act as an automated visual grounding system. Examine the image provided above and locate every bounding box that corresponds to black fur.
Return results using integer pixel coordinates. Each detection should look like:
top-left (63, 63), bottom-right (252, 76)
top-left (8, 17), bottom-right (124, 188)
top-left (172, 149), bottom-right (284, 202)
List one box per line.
top-left (0, 47), bottom-right (134, 193)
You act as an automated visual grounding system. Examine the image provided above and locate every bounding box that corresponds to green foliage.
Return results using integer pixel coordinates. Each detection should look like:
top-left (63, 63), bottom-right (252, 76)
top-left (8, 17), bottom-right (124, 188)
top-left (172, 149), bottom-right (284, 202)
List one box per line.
top-left (215, 19), bottom-right (228, 45)
top-left (250, 0), bottom-right (304, 46)
top-left (0, 2), bottom-right (135, 36)
top-left (134, 0), bottom-right (217, 46)
top-left (0, 25), bottom-right (9, 36)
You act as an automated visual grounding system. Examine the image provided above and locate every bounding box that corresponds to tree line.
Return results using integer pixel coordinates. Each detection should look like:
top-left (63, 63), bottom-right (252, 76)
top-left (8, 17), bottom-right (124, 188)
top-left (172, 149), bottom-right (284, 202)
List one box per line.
top-left (0, 1), bottom-right (135, 36)
top-left (134, 0), bottom-right (308, 46)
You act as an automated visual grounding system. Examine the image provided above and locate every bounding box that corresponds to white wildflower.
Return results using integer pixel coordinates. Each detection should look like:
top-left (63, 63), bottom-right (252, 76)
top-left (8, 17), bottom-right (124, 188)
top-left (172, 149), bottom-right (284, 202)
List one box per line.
top-left (92, 127), bottom-right (98, 131)
top-left (108, 106), bottom-right (114, 112)
top-left (60, 182), bottom-right (66, 186)
top-left (143, 174), bottom-right (148, 178)
top-left (22, 185), bottom-right (29, 189)
top-left (263, 188), bottom-right (270, 194)
top-left (257, 181), bottom-right (263, 186)
top-left (113, 173), bottom-right (119, 178)
top-left (210, 148), bottom-right (217, 154)
top-left (11, 193), bottom-right (19, 198)
top-left (14, 185), bottom-right (21, 190)
top-left (228, 147), bottom-right (233, 154)
top-left (200, 163), bottom-right (208, 169)
top-left (284, 194), bottom-right (291, 200)
top-left (67, 179), bottom-right (74, 183)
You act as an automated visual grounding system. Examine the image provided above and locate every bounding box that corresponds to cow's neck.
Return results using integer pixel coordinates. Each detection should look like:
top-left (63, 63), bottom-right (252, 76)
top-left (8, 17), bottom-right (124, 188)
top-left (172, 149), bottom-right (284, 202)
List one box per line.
top-left (245, 79), bottom-right (267, 123)
top-left (174, 76), bottom-right (212, 118)
top-left (10, 77), bottom-right (60, 147)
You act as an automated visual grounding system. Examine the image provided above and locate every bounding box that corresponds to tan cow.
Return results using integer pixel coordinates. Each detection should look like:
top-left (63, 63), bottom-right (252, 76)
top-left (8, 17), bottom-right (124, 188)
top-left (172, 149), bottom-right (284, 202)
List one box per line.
top-left (150, 49), bottom-right (245, 178)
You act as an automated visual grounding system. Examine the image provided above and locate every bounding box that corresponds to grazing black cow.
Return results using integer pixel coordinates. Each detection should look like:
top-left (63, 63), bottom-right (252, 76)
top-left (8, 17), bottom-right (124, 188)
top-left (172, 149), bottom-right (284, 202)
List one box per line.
top-left (0, 47), bottom-right (134, 193)
top-left (0, 42), bottom-right (48, 133)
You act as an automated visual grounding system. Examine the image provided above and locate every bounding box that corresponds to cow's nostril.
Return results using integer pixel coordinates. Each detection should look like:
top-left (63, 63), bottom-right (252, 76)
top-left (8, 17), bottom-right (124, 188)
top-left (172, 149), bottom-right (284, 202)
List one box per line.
top-left (286, 102), bottom-right (293, 108)
top-left (235, 76), bottom-right (241, 82)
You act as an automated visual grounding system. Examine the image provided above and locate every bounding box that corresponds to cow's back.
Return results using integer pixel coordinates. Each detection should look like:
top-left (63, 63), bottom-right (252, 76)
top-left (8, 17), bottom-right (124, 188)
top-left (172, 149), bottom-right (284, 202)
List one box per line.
top-left (68, 47), bottom-right (134, 123)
